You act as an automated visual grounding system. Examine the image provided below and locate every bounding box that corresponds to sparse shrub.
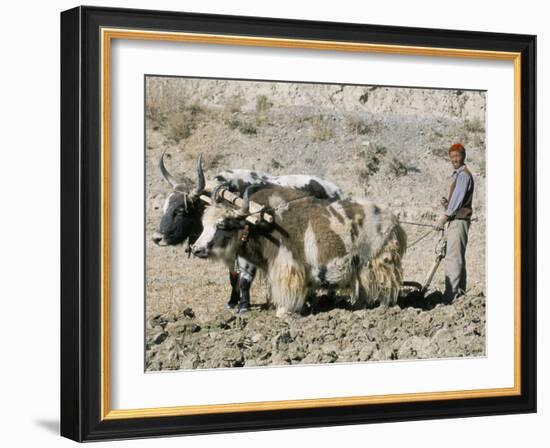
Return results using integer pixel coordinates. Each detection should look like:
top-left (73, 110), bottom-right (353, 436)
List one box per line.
top-left (348, 119), bottom-right (373, 135)
top-left (433, 130), bottom-right (443, 138)
top-left (310, 115), bottom-right (333, 142)
top-left (224, 95), bottom-right (245, 113)
top-left (145, 103), bottom-right (161, 123)
top-left (165, 103), bottom-right (204, 142)
top-left (256, 95), bottom-right (272, 113)
top-left (186, 104), bottom-right (203, 116)
top-left (359, 92), bottom-right (369, 104)
top-left (166, 113), bottom-right (192, 142)
top-left (478, 165), bottom-right (486, 177)
top-left (431, 146), bottom-right (449, 159)
top-left (207, 153), bottom-right (226, 170)
top-left (358, 86), bottom-right (379, 104)
top-left (239, 122), bottom-right (257, 135)
top-left (387, 157), bottom-right (420, 177)
top-left (226, 118), bottom-right (240, 130)
top-left (464, 116), bottom-right (484, 133)
top-left (359, 145), bottom-right (387, 179)
top-left (473, 133), bottom-right (485, 148)
top-left (225, 118), bottom-right (257, 135)
top-left (271, 158), bottom-right (282, 170)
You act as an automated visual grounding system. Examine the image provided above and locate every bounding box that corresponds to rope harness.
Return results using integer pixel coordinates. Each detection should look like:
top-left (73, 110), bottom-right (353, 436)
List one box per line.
top-left (238, 193), bottom-right (313, 221)
top-left (407, 229), bottom-right (435, 248)
top-left (235, 195), bottom-right (312, 249)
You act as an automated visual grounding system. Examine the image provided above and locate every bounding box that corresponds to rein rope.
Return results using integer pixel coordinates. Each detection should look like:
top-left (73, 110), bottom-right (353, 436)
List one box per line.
top-left (407, 229), bottom-right (436, 248)
top-left (398, 220), bottom-right (439, 249)
top-left (399, 217), bottom-right (476, 249)
top-left (398, 220), bottom-right (436, 228)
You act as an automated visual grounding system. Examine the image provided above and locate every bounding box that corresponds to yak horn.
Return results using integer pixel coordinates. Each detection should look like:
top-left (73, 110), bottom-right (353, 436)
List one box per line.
top-left (190, 154), bottom-right (206, 198)
top-left (159, 150), bottom-right (178, 187)
top-left (210, 184), bottom-right (224, 203)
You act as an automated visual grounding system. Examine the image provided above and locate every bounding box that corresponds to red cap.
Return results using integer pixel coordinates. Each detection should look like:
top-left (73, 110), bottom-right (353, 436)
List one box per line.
top-left (448, 143), bottom-right (466, 155)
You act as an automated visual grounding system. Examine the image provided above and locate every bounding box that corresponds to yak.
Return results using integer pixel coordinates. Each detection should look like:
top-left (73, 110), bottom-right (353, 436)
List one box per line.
top-left (192, 185), bottom-right (407, 317)
top-left (152, 151), bottom-right (343, 313)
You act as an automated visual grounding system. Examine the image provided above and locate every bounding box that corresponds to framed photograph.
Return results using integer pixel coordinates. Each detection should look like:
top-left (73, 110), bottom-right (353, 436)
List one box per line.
top-left (60, 6), bottom-right (536, 442)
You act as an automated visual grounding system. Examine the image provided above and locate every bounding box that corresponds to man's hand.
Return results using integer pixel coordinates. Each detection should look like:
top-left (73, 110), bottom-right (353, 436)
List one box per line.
top-left (440, 196), bottom-right (448, 208)
top-left (434, 214), bottom-right (448, 231)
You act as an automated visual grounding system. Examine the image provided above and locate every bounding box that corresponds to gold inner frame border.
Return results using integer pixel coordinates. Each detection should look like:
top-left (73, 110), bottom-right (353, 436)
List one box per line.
top-left (100, 27), bottom-right (522, 421)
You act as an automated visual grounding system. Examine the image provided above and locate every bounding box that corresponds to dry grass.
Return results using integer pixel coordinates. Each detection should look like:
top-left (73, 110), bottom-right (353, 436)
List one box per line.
top-left (431, 145), bottom-right (450, 159)
top-left (256, 95), bottom-right (272, 113)
top-left (206, 153), bottom-right (227, 170)
top-left (386, 156), bottom-right (420, 177)
top-left (309, 115), bottom-right (333, 142)
top-left (165, 106), bottom-right (203, 142)
top-left (270, 158), bottom-right (283, 170)
top-left (225, 117), bottom-right (258, 135)
top-left (358, 144), bottom-right (387, 179)
top-left (348, 118), bottom-right (374, 135)
top-left (224, 95), bottom-right (245, 114)
top-left (464, 116), bottom-right (484, 133)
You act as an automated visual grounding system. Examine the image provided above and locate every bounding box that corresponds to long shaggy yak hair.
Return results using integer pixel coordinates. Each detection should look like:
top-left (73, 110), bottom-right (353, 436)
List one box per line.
top-left (354, 220), bottom-right (407, 308)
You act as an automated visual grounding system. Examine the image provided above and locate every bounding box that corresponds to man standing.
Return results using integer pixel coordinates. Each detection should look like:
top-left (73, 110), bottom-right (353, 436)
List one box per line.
top-left (435, 143), bottom-right (475, 303)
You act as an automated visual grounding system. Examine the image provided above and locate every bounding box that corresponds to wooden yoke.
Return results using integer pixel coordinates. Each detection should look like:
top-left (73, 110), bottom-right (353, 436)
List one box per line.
top-left (200, 181), bottom-right (274, 225)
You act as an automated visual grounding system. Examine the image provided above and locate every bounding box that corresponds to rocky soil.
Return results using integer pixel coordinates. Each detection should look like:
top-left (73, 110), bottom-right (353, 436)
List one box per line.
top-left (144, 77), bottom-right (487, 371)
top-left (146, 293), bottom-right (486, 370)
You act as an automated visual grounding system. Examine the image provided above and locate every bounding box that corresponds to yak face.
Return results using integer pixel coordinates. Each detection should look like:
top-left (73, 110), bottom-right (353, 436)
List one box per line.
top-left (152, 151), bottom-right (206, 247)
top-left (191, 205), bottom-right (244, 260)
top-left (153, 191), bottom-right (204, 246)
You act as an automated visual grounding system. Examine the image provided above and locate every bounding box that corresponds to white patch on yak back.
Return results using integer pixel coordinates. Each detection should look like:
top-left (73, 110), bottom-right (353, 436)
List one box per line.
top-left (215, 169), bottom-right (343, 200)
top-left (303, 222), bottom-right (319, 268)
top-left (272, 174), bottom-right (342, 200)
top-left (215, 169), bottom-right (269, 187)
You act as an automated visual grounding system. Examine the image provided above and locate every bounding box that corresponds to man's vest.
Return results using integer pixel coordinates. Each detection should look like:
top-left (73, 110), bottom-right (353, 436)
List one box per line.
top-left (448, 166), bottom-right (474, 220)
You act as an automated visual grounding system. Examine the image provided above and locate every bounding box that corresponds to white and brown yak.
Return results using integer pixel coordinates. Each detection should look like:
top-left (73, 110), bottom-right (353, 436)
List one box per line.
top-left (192, 185), bottom-right (407, 316)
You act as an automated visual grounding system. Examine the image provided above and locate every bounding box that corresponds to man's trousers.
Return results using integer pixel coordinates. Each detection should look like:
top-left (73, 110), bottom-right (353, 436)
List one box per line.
top-left (444, 219), bottom-right (470, 302)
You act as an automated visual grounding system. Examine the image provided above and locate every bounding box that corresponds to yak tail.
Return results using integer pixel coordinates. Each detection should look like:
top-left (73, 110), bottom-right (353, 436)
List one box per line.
top-left (358, 221), bottom-right (407, 307)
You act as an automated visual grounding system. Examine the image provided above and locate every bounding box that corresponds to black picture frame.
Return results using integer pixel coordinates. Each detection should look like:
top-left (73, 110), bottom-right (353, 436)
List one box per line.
top-left (61, 5), bottom-right (536, 442)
